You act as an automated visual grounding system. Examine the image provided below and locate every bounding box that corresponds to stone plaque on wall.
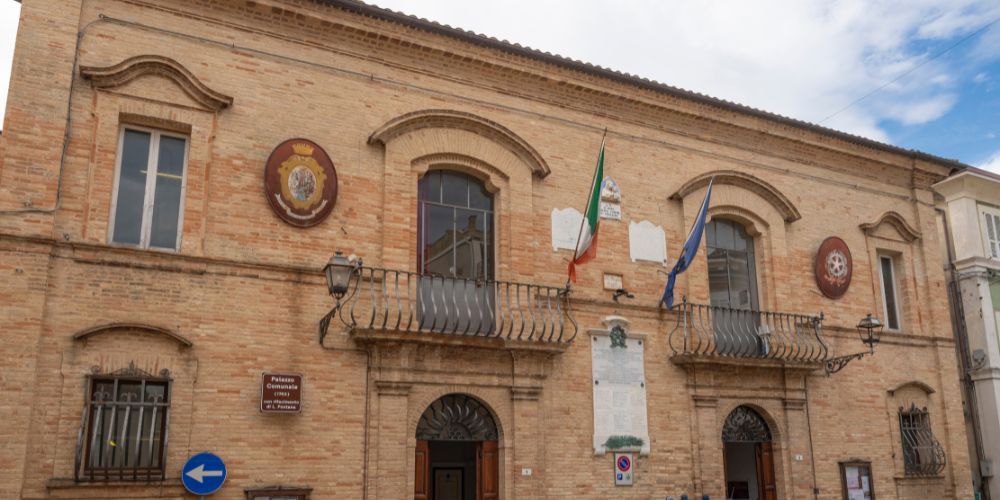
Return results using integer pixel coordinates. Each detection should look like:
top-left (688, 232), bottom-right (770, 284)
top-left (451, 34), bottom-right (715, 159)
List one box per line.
top-left (591, 316), bottom-right (650, 455)
top-left (551, 207), bottom-right (583, 251)
top-left (600, 177), bottom-right (622, 221)
top-left (628, 220), bottom-right (667, 264)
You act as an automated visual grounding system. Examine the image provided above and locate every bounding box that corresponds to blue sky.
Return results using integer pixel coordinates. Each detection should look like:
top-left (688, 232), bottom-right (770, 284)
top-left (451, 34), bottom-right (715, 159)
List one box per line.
top-left (1, 0), bottom-right (998, 172)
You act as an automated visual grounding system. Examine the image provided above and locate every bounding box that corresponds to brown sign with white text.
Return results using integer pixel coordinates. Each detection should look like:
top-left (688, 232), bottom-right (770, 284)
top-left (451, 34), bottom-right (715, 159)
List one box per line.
top-left (261, 372), bottom-right (302, 414)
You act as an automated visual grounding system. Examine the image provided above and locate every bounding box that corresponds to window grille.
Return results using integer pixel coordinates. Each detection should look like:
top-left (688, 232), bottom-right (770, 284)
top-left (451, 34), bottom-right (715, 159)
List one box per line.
top-left (74, 365), bottom-right (171, 482)
top-left (898, 404), bottom-right (946, 476)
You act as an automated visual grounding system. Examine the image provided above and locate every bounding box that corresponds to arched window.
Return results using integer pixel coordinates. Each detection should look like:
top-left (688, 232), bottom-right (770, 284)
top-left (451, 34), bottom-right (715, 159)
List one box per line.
top-left (418, 171), bottom-right (494, 280)
top-left (706, 219), bottom-right (759, 310)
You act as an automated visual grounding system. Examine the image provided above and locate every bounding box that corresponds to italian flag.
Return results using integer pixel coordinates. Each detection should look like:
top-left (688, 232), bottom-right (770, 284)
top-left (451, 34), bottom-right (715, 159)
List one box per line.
top-left (568, 138), bottom-right (605, 283)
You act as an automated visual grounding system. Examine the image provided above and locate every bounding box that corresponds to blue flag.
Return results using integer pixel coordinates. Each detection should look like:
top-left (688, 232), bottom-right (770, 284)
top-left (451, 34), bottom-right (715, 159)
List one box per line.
top-left (661, 178), bottom-right (714, 308)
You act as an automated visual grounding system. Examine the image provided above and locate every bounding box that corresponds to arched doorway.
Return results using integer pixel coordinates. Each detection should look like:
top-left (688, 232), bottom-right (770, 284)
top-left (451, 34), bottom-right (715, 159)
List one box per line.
top-left (722, 406), bottom-right (776, 500)
top-left (415, 394), bottom-right (499, 500)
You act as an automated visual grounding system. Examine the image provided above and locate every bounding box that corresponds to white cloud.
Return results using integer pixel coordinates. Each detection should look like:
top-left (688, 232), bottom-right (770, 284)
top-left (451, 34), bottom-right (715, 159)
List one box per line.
top-left (974, 72), bottom-right (990, 83)
top-left (980, 150), bottom-right (1000, 174)
top-left (884, 94), bottom-right (958, 125)
top-left (370, 0), bottom-right (998, 142)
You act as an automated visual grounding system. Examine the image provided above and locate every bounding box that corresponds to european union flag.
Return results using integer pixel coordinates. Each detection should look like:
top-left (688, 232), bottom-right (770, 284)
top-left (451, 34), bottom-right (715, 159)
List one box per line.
top-left (661, 178), bottom-right (714, 308)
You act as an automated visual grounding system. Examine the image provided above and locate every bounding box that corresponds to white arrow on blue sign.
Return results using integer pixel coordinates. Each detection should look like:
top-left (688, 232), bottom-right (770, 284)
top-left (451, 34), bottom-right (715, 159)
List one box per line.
top-left (182, 452), bottom-right (227, 496)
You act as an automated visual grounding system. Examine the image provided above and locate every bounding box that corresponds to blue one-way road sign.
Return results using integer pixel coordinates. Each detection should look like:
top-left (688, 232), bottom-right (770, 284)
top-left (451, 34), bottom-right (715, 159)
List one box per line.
top-left (182, 452), bottom-right (227, 496)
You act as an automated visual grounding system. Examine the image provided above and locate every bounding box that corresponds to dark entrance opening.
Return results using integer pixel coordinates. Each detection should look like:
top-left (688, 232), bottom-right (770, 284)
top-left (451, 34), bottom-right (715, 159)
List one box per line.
top-left (722, 406), bottom-right (776, 500)
top-left (415, 394), bottom-right (498, 500)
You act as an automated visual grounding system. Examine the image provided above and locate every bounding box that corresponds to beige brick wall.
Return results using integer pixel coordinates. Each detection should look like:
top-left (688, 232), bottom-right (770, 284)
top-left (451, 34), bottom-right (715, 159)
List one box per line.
top-left (0, 0), bottom-right (973, 498)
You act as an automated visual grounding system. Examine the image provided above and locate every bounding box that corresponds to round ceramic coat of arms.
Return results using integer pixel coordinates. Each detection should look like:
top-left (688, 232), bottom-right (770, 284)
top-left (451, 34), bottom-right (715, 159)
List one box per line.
top-left (264, 138), bottom-right (338, 227)
top-left (814, 236), bottom-right (852, 299)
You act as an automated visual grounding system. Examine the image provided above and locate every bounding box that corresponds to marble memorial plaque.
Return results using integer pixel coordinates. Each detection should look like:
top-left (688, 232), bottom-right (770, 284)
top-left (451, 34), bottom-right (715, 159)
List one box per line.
top-left (599, 202), bottom-right (622, 220)
top-left (550, 207), bottom-right (583, 251)
top-left (591, 316), bottom-right (650, 455)
top-left (629, 220), bottom-right (667, 264)
top-left (599, 177), bottom-right (622, 221)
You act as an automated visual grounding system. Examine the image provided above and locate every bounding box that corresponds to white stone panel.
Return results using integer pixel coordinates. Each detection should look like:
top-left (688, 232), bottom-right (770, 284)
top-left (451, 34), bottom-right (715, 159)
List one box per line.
top-left (629, 220), bottom-right (667, 264)
top-left (591, 316), bottom-right (650, 455)
top-left (550, 207), bottom-right (583, 251)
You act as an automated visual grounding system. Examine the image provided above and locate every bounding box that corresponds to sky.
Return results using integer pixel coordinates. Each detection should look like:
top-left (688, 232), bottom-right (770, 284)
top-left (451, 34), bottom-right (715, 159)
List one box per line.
top-left (1, 0), bottom-right (998, 172)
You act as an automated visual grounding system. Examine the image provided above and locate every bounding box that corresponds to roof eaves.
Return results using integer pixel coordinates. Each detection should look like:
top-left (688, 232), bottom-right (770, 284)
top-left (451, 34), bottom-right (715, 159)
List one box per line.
top-left (318, 0), bottom-right (971, 171)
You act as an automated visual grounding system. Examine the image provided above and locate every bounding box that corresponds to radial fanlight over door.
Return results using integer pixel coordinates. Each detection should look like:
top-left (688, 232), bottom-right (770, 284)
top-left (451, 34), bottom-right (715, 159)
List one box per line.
top-left (722, 405), bottom-right (772, 443)
top-left (416, 394), bottom-right (498, 441)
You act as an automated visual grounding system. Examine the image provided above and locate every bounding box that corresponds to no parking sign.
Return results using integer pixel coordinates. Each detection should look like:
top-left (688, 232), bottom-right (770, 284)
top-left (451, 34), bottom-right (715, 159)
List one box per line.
top-left (614, 452), bottom-right (634, 486)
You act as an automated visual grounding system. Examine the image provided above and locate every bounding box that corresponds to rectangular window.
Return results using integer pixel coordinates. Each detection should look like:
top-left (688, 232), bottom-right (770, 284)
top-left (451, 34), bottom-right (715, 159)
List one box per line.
top-left (839, 461), bottom-right (874, 499)
top-left (898, 404), bottom-right (946, 476)
top-left (110, 127), bottom-right (188, 250)
top-left (983, 206), bottom-right (1000, 259)
top-left (878, 255), bottom-right (900, 330)
top-left (77, 375), bottom-right (171, 481)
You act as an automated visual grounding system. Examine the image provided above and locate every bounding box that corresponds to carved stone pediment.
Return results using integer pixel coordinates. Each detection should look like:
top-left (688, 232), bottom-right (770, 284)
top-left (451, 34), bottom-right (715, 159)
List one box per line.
top-left (859, 211), bottom-right (921, 242)
top-left (80, 55), bottom-right (233, 112)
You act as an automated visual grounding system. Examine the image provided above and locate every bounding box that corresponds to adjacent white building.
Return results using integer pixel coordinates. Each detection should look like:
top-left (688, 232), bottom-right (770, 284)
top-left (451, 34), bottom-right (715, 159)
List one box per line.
top-left (936, 167), bottom-right (1000, 500)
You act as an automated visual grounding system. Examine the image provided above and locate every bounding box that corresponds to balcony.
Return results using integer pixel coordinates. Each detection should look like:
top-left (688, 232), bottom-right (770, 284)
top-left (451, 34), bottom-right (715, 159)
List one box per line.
top-left (337, 267), bottom-right (577, 348)
top-left (667, 301), bottom-right (829, 365)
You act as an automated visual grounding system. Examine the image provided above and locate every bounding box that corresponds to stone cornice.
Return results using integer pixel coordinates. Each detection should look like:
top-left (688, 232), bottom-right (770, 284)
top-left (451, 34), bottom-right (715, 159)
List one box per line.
top-left (859, 211), bottom-right (922, 242)
top-left (670, 170), bottom-right (802, 223)
top-left (309, 1), bottom-right (965, 175)
top-left (80, 55), bottom-right (233, 112)
top-left (369, 109), bottom-right (550, 178)
top-left (72, 322), bottom-right (193, 348)
top-left (111, 2), bottom-right (954, 191)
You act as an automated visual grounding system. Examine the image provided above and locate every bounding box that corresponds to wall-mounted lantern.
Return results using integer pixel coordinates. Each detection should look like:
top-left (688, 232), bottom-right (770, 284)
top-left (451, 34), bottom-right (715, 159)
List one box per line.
top-left (825, 313), bottom-right (883, 375)
top-left (319, 251), bottom-right (360, 344)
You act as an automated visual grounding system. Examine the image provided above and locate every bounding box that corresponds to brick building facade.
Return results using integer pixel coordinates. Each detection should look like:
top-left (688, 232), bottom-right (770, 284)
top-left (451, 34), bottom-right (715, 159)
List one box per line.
top-left (0, 1), bottom-right (977, 498)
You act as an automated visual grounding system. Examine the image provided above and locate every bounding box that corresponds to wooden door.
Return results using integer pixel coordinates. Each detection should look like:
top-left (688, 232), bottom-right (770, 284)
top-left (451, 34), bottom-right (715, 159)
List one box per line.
top-left (756, 441), bottom-right (777, 500)
top-left (476, 440), bottom-right (499, 500)
top-left (415, 440), bottom-right (430, 500)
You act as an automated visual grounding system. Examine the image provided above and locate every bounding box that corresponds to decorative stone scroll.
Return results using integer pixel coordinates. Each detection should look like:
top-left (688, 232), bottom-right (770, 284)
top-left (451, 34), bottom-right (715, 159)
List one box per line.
top-left (591, 316), bottom-right (650, 455)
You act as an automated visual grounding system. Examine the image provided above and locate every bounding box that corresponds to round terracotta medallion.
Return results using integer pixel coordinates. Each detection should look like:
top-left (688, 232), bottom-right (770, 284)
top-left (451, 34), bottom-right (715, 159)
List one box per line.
top-left (264, 138), bottom-right (338, 227)
top-left (815, 236), bottom-right (852, 299)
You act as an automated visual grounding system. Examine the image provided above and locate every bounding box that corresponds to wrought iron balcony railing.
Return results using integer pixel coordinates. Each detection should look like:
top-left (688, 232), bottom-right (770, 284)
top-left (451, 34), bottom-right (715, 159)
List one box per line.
top-left (338, 267), bottom-right (577, 345)
top-left (667, 301), bottom-right (829, 363)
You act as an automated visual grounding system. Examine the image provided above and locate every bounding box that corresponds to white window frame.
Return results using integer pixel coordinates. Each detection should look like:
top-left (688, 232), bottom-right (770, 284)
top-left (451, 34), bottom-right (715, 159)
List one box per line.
top-left (878, 254), bottom-right (902, 331)
top-left (108, 125), bottom-right (189, 251)
top-left (981, 205), bottom-right (1000, 260)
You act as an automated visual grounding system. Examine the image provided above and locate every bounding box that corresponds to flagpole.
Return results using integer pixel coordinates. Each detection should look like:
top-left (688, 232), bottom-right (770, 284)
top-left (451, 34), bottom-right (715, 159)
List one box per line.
top-left (566, 128), bottom-right (607, 289)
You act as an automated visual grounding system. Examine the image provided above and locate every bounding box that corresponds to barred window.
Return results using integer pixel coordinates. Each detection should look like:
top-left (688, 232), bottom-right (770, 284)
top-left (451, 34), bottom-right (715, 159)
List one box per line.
top-left (898, 404), bottom-right (946, 476)
top-left (75, 367), bottom-right (171, 481)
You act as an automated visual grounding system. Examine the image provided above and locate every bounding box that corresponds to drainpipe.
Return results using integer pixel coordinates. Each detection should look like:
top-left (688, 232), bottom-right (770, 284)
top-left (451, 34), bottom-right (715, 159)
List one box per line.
top-left (804, 377), bottom-right (820, 500)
